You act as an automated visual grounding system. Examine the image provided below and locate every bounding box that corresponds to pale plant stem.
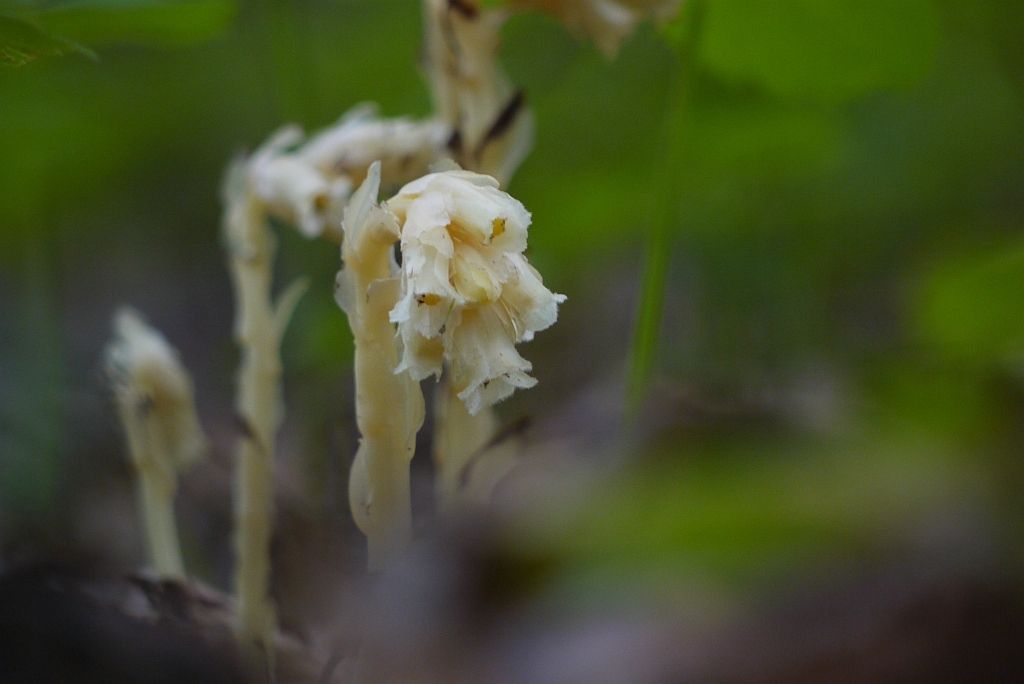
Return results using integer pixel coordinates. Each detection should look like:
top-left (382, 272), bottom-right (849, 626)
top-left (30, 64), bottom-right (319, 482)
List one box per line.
top-left (433, 379), bottom-right (497, 514)
top-left (420, 0), bottom-right (511, 515)
top-left (125, 416), bottom-right (185, 578)
top-left (107, 309), bottom-right (205, 581)
top-left (226, 192), bottom-right (281, 652)
top-left (341, 168), bottom-right (424, 571)
top-left (136, 462), bottom-right (185, 578)
top-left (351, 284), bottom-right (414, 569)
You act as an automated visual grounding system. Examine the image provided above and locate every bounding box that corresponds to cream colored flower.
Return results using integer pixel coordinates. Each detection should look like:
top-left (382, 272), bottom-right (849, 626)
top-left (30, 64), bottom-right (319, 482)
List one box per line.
top-left (245, 126), bottom-right (347, 239)
top-left (106, 308), bottom-right (205, 579)
top-left (105, 308), bottom-right (205, 471)
top-left (244, 109), bottom-right (449, 240)
top-left (387, 169), bottom-right (564, 415)
top-left (299, 104), bottom-right (449, 192)
top-left (513, 0), bottom-right (682, 56)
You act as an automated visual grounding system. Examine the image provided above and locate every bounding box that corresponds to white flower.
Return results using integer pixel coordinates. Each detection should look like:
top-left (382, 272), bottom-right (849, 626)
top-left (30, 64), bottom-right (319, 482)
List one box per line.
top-left (251, 153), bottom-right (351, 239)
top-left (243, 108), bottom-right (449, 240)
top-left (105, 309), bottom-right (205, 471)
top-left (242, 125), bottom-right (347, 239)
top-left (299, 104), bottom-right (449, 192)
top-left (513, 0), bottom-right (682, 56)
top-left (387, 169), bottom-right (565, 415)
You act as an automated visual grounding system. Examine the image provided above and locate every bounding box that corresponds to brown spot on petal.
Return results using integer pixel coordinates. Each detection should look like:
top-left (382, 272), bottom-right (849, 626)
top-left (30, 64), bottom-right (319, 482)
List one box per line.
top-left (491, 217), bottom-right (506, 238)
top-left (313, 193), bottom-right (329, 213)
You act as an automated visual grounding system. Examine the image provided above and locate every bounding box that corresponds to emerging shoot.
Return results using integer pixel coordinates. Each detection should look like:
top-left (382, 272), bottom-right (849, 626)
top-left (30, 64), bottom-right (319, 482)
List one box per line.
top-left (105, 308), bottom-right (205, 579)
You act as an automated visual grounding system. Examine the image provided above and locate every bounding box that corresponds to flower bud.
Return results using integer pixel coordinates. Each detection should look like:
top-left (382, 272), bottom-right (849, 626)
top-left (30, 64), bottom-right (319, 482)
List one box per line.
top-left (106, 309), bottom-right (205, 472)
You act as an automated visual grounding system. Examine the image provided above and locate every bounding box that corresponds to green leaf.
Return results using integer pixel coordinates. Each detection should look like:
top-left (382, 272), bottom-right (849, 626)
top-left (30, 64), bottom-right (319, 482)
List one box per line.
top-left (34, 0), bottom-right (237, 48)
top-left (0, 13), bottom-right (92, 66)
top-left (698, 0), bottom-right (940, 102)
top-left (914, 238), bottom-right (1024, 364)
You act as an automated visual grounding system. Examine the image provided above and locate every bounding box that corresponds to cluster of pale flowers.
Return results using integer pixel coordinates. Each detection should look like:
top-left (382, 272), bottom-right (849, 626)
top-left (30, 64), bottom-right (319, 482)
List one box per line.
top-left (233, 107), bottom-right (562, 415)
top-left (510, 0), bottom-right (682, 56)
top-left (339, 163), bottom-right (566, 416)
top-left (242, 105), bottom-right (450, 241)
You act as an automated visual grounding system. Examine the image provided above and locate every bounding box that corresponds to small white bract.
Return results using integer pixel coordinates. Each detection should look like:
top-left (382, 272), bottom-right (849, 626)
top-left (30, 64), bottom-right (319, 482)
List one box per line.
top-left (105, 309), bottom-right (205, 470)
top-left (387, 169), bottom-right (565, 415)
top-left (513, 0), bottom-right (682, 56)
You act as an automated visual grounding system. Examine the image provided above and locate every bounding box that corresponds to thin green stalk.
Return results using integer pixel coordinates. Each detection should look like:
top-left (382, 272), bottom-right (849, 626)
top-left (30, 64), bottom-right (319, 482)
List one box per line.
top-left (626, 5), bottom-right (700, 419)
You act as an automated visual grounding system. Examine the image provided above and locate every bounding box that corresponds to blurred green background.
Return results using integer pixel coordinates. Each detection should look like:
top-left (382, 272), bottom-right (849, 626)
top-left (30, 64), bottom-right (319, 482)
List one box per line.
top-left (1, 1), bottom-right (1023, 672)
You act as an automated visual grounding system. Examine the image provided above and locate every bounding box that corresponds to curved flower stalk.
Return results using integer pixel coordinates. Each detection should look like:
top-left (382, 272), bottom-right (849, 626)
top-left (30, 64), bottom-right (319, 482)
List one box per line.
top-left (105, 308), bottom-right (205, 579)
top-left (222, 109), bottom-right (445, 596)
top-left (222, 155), bottom-right (308, 654)
top-left (422, 0), bottom-right (534, 186)
top-left (510, 0), bottom-right (682, 56)
top-left (388, 169), bottom-right (565, 416)
top-left (247, 107), bottom-right (449, 243)
top-left (335, 161), bottom-right (425, 571)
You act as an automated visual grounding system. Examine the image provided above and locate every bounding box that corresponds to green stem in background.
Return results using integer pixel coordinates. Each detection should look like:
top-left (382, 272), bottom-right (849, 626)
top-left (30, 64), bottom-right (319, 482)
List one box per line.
top-left (627, 203), bottom-right (673, 415)
top-left (626, 4), bottom-right (700, 419)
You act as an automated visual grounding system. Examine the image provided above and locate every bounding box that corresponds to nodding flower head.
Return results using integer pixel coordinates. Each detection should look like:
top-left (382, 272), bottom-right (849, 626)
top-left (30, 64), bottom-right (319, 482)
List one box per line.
top-left (387, 169), bottom-right (565, 415)
top-left (299, 104), bottom-right (449, 193)
top-left (242, 126), bottom-right (349, 239)
top-left (243, 107), bottom-right (449, 240)
top-left (513, 0), bottom-right (682, 56)
top-left (105, 309), bottom-right (205, 470)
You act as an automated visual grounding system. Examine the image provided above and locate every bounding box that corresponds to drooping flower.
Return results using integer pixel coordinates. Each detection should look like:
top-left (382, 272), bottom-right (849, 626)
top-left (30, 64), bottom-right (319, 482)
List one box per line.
top-left (245, 126), bottom-right (347, 239)
top-left (511, 0), bottom-right (682, 56)
top-left (422, 0), bottom-right (534, 185)
top-left (299, 104), bottom-right (449, 192)
top-left (387, 169), bottom-right (565, 415)
top-left (105, 308), bottom-right (206, 472)
top-left (244, 108), bottom-right (449, 240)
